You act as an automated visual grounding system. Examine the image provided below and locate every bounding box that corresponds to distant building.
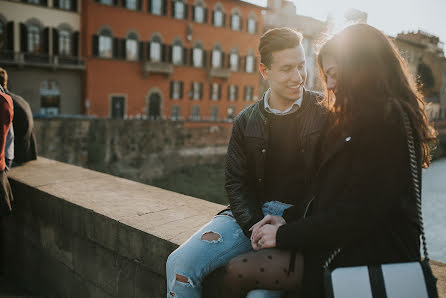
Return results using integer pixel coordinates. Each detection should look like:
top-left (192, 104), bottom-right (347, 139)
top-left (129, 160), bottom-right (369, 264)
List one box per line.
top-left (82, 0), bottom-right (263, 121)
top-left (394, 30), bottom-right (446, 120)
top-left (0, 0), bottom-right (84, 116)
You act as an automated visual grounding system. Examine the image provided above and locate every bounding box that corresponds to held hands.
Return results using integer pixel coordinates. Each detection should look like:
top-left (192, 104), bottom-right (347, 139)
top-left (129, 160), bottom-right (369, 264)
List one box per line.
top-left (249, 215), bottom-right (286, 250)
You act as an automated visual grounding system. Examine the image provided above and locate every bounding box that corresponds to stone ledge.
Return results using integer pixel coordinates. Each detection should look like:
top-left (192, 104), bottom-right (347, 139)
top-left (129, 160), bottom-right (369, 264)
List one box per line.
top-left (3, 157), bottom-right (446, 297)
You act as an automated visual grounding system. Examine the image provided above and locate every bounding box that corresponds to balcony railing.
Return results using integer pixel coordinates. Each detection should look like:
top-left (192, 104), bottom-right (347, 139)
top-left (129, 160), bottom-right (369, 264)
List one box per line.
top-left (142, 61), bottom-right (174, 77)
top-left (0, 51), bottom-right (85, 70)
top-left (208, 67), bottom-right (231, 80)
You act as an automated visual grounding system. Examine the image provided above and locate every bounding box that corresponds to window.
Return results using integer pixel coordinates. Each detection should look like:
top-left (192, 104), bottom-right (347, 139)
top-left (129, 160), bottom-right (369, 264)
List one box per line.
top-left (59, 30), bottom-right (71, 56)
top-left (210, 106), bottom-right (218, 121)
top-left (110, 96), bottom-right (126, 119)
top-left (28, 25), bottom-right (40, 53)
top-left (148, 93), bottom-right (161, 120)
top-left (247, 17), bottom-right (256, 34)
top-left (231, 13), bottom-right (240, 31)
top-left (228, 85), bottom-right (238, 101)
top-left (190, 82), bottom-right (202, 100)
top-left (100, 0), bottom-right (113, 5)
top-left (212, 49), bottom-right (222, 68)
top-left (210, 83), bottom-right (220, 100)
top-left (174, 1), bottom-right (185, 19)
top-left (151, 0), bottom-right (162, 14)
top-left (213, 9), bottom-right (224, 27)
top-left (192, 47), bottom-right (203, 67)
top-left (126, 0), bottom-right (137, 9)
top-left (244, 86), bottom-right (253, 101)
top-left (150, 41), bottom-right (162, 62)
top-left (40, 80), bottom-right (60, 116)
top-left (190, 105), bottom-right (200, 120)
top-left (171, 105), bottom-right (181, 120)
top-left (227, 106), bottom-right (235, 121)
top-left (28, 0), bottom-right (40, 4)
top-left (126, 33), bottom-right (139, 61)
top-left (172, 43), bottom-right (183, 65)
top-left (229, 52), bottom-right (239, 71)
top-left (99, 30), bottom-right (112, 58)
top-left (59, 0), bottom-right (72, 10)
top-left (194, 5), bottom-right (205, 23)
top-left (245, 55), bottom-right (254, 73)
top-left (0, 22), bottom-right (5, 50)
top-left (170, 81), bottom-right (183, 99)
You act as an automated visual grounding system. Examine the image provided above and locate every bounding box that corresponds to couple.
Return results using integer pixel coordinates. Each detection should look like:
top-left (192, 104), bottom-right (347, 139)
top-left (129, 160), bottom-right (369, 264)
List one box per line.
top-left (166, 24), bottom-right (437, 298)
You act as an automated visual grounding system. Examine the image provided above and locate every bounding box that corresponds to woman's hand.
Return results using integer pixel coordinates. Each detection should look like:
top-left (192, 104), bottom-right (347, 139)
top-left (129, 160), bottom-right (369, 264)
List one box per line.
top-left (249, 215), bottom-right (286, 250)
top-left (251, 224), bottom-right (282, 250)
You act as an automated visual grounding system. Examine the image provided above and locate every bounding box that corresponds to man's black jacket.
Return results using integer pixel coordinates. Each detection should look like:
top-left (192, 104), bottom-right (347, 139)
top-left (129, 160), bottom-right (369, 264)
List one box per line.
top-left (224, 89), bottom-right (327, 236)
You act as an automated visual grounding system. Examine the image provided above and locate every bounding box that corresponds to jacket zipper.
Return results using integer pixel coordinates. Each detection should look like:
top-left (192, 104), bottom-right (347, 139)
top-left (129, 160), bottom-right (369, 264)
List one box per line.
top-left (303, 196), bottom-right (315, 218)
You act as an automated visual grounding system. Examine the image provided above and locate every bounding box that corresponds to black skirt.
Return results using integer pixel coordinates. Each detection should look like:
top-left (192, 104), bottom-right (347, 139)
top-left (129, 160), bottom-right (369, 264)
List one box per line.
top-left (0, 170), bottom-right (13, 216)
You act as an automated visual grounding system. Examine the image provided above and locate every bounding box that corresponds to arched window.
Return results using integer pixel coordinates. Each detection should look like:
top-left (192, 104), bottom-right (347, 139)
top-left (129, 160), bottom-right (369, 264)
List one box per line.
top-left (230, 10), bottom-right (241, 31)
top-left (171, 39), bottom-right (183, 65)
top-left (148, 92), bottom-right (161, 120)
top-left (126, 32), bottom-right (139, 61)
top-left (211, 44), bottom-right (223, 68)
top-left (28, 24), bottom-right (41, 53)
top-left (149, 35), bottom-right (163, 62)
top-left (40, 80), bottom-right (61, 116)
top-left (193, 0), bottom-right (206, 23)
top-left (98, 28), bottom-right (113, 58)
top-left (192, 42), bottom-right (203, 67)
top-left (150, 0), bottom-right (163, 15)
top-left (212, 4), bottom-right (225, 27)
top-left (247, 14), bottom-right (257, 34)
top-left (173, 0), bottom-right (187, 20)
top-left (229, 48), bottom-right (239, 71)
top-left (245, 50), bottom-right (256, 73)
top-left (59, 29), bottom-right (71, 56)
top-left (59, 0), bottom-right (72, 10)
top-left (125, 0), bottom-right (138, 10)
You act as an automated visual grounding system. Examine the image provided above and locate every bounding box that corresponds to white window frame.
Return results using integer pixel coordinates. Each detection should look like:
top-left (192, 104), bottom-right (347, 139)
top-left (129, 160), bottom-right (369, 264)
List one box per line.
top-left (173, 44), bottom-right (183, 65)
top-left (231, 14), bottom-right (240, 31)
top-left (99, 34), bottom-right (112, 58)
top-left (193, 47), bottom-right (203, 67)
top-left (150, 42), bottom-right (161, 62)
top-left (248, 17), bottom-right (256, 34)
top-left (212, 49), bottom-right (222, 68)
top-left (151, 0), bottom-right (162, 15)
top-left (245, 55), bottom-right (254, 73)
top-left (126, 38), bottom-right (138, 61)
top-left (214, 10), bottom-right (223, 27)
top-left (174, 1), bottom-right (185, 19)
top-left (230, 52), bottom-right (238, 71)
top-left (194, 5), bottom-right (204, 23)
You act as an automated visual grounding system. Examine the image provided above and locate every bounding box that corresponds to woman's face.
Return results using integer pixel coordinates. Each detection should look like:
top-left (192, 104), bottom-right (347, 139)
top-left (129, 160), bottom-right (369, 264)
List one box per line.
top-left (322, 55), bottom-right (338, 93)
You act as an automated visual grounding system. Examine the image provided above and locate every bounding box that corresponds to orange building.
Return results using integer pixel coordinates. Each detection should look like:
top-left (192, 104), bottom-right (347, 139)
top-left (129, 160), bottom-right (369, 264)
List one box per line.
top-left (81, 0), bottom-right (263, 122)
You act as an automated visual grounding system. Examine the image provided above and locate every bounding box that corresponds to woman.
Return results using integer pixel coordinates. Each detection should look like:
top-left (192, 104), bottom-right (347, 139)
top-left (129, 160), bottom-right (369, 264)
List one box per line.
top-left (204, 24), bottom-right (437, 298)
top-left (0, 84), bottom-right (14, 215)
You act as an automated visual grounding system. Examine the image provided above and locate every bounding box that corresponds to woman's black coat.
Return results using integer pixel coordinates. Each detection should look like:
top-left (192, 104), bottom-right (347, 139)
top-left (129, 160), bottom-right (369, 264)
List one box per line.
top-left (276, 105), bottom-right (422, 298)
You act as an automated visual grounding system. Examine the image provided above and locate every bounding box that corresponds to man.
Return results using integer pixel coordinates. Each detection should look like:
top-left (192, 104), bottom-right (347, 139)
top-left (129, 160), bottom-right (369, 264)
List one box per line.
top-left (166, 28), bottom-right (326, 298)
top-left (0, 68), bottom-right (37, 165)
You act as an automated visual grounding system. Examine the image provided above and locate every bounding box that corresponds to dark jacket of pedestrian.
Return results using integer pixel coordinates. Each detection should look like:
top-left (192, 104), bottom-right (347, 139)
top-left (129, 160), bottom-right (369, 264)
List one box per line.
top-left (7, 91), bottom-right (37, 164)
top-left (275, 105), bottom-right (422, 298)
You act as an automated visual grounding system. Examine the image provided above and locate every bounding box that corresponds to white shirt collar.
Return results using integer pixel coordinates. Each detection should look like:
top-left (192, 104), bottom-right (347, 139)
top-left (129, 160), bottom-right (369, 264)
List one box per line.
top-left (264, 89), bottom-right (303, 115)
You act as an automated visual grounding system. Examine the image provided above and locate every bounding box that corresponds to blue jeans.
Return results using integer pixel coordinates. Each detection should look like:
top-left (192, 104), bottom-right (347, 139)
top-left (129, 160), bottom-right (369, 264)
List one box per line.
top-left (166, 201), bottom-right (292, 298)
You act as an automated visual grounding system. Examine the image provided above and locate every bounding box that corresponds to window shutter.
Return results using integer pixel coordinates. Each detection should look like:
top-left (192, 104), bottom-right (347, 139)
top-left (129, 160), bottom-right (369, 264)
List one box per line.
top-left (239, 16), bottom-right (243, 31)
top-left (120, 39), bottom-right (126, 59)
top-left (253, 57), bottom-right (257, 71)
top-left (222, 12), bottom-right (226, 26)
top-left (72, 31), bottom-right (79, 57)
top-left (221, 52), bottom-right (225, 68)
top-left (113, 37), bottom-right (119, 58)
top-left (139, 41), bottom-right (144, 61)
top-left (92, 34), bottom-right (99, 56)
top-left (184, 4), bottom-right (188, 19)
top-left (189, 48), bottom-right (194, 66)
top-left (146, 42), bottom-right (151, 60)
top-left (204, 8), bottom-right (208, 23)
top-left (199, 83), bottom-right (203, 99)
top-left (169, 45), bottom-right (172, 62)
top-left (53, 0), bottom-right (59, 8)
top-left (227, 85), bottom-right (230, 100)
top-left (41, 0), bottom-right (48, 6)
top-left (227, 53), bottom-right (231, 68)
top-left (6, 22), bottom-right (14, 52)
top-left (170, 81), bottom-right (174, 99)
top-left (230, 14), bottom-right (232, 29)
top-left (137, 0), bottom-right (142, 10)
top-left (171, 0), bottom-right (175, 17)
top-left (255, 21), bottom-right (258, 33)
top-left (192, 5), bottom-right (195, 21)
top-left (235, 86), bottom-right (238, 100)
top-left (113, 0), bottom-right (118, 6)
top-left (71, 0), bottom-right (78, 11)
top-left (163, 0), bottom-right (167, 15)
top-left (148, 0), bottom-right (152, 12)
top-left (189, 82), bottom-right (193, 99)
top-left (42, 27), bottom-right (50, 55)
top-left (218, 84), bottom-right (221, 100)
top-left (180, 81), bottom-right (183, 99)
top-left (183, 47), bottom-right (187, 65)
top-left (212, 11), bottom-right (215, 25)
top-left (162, 43), bottom-right (167, 61)
top-left (122, 0), bottom-right (126, 7)
top-left (202, 49), bottom-right (206, 67)
top-left (209, 83), bottom-right (212, 100)
top-left (52, 28), bottom-right (59, 56)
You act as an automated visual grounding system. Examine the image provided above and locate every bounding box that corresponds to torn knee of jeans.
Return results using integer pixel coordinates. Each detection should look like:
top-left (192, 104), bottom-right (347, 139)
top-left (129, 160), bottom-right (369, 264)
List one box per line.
top-left (200, 231), bottom-right (223, 243)
top-left (175, 274), bottom-right (195, 288)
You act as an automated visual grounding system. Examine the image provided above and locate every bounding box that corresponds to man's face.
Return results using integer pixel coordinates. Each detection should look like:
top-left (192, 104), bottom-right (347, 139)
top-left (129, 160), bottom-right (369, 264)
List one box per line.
top-left (260, 45), bottom-right (307, 103)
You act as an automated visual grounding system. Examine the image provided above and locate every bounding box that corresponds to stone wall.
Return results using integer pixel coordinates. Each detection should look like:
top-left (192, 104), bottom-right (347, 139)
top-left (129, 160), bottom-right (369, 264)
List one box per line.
top-left (34, 119), bottom-right (232, 184)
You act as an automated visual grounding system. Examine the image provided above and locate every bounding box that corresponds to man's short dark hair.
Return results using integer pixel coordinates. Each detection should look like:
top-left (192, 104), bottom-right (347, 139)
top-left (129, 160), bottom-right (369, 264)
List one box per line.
top-left (0, 67), bottom-right (7, 90)
top-left (259, 27), bottom-right (303, 69)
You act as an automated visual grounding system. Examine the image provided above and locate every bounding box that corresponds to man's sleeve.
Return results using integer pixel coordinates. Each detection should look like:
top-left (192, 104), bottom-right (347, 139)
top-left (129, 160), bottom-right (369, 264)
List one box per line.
top-left (225, 116), bottom-right (264, 237)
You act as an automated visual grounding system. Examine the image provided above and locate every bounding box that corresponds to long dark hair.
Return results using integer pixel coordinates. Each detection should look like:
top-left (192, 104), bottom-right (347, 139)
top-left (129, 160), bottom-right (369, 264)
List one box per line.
top-left (317, 24), bottom-right (437, 167)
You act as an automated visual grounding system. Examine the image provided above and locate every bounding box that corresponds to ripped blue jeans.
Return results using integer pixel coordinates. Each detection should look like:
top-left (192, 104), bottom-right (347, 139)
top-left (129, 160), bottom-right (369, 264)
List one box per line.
top-left (166, 201), bottom-right (292, 298)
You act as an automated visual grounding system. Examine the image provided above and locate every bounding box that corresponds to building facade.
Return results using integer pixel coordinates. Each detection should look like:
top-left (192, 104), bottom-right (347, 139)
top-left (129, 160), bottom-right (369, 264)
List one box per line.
top-left (82, 0), bottom-right (263, 121)
top-left (0, 0), bottom-right (84, 116)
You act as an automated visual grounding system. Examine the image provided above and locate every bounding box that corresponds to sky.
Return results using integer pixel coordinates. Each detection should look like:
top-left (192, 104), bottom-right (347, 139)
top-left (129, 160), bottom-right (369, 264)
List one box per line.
top-left (244, 0), bottom-right (446, 46)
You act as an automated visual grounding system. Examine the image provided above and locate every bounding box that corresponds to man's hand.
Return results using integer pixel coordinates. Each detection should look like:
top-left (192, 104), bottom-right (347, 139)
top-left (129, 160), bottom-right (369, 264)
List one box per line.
top-left (251, 224), bottom-right (281, 250)
top-left (249, 215), bottom-right (285, 250)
